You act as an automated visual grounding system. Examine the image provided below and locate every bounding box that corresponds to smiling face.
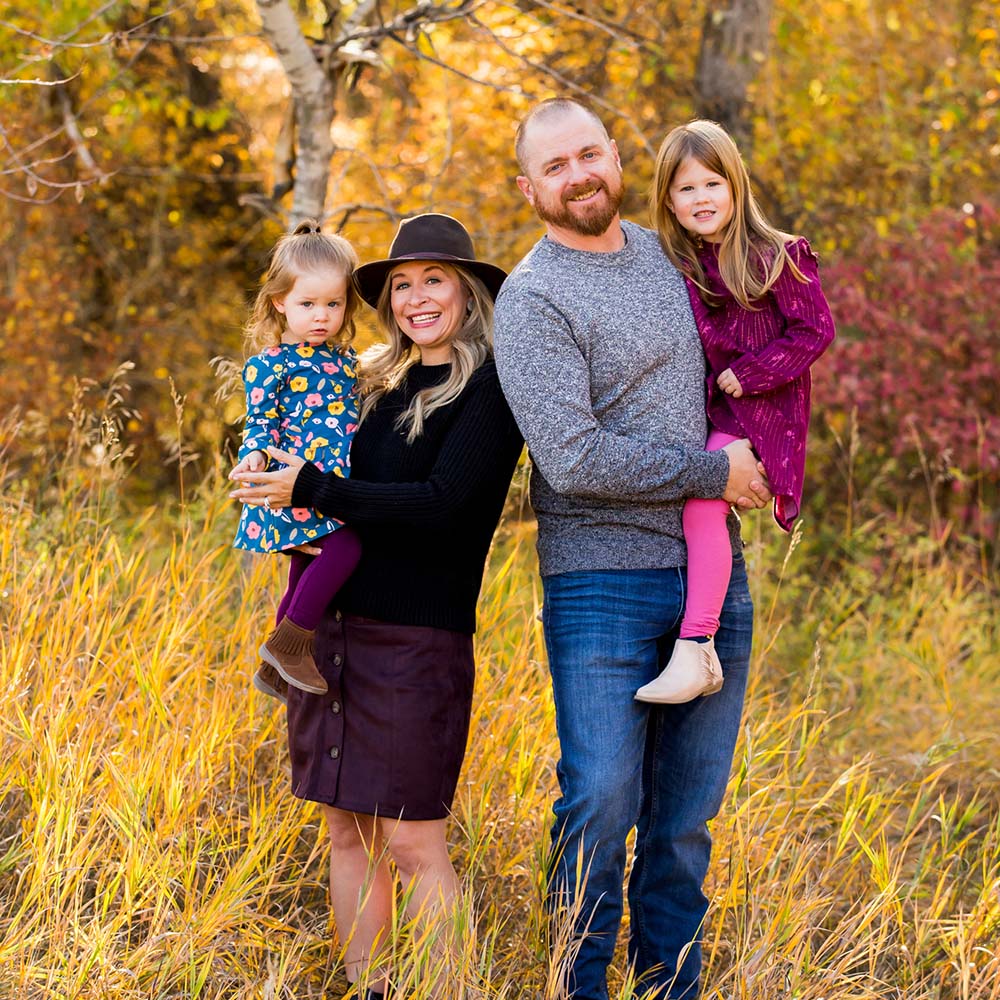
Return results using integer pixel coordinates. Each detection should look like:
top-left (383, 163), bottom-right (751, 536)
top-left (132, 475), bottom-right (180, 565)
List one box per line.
top-left (389, 261), bottom-right (470, 364)
top-left (667, 156), bottom-right (734, 244)
top-left (273, 269), bottom-right (350, 346)
top-left (516, 105), bottom-right (625, 246)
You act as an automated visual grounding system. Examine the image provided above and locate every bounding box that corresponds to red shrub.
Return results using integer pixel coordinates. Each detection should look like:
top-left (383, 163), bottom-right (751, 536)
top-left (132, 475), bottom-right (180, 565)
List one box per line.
top-left (813, 203), bottom-right (1000, 527)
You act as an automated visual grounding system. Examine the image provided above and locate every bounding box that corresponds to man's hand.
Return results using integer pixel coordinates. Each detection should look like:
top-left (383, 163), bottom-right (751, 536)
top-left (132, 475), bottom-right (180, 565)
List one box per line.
top-left (717, 368), bottom-right (743, 398)
top-left (721, 438), bottom-right (771, 509)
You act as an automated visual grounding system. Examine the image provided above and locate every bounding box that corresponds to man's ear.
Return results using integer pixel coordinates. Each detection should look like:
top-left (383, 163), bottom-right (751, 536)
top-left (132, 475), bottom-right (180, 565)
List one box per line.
top-left (516, 175), bottom-right (535, 206)
top-left (610, 138), bottom-right (622, 171)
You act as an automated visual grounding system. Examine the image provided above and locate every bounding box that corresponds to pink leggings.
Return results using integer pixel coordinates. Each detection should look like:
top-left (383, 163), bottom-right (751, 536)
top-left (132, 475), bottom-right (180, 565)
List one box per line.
top-left (680, 429), bottom-right (741, 639)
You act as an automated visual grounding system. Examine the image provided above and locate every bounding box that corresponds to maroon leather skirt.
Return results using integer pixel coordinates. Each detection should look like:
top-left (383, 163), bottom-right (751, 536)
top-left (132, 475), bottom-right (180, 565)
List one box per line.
top-left (285, 610), bottom-right (475, 821)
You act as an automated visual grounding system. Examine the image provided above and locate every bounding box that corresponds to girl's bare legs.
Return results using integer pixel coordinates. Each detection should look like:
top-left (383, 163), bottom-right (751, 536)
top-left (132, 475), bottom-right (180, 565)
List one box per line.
top-left (322, 805), bottom-right (393, 993)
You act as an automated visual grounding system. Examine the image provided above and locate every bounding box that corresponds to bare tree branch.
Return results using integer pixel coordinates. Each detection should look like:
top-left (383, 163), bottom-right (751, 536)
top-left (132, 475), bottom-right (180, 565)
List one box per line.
top-left (0, 72), bottom-right (81, 86)
top-left (327, 201), bottom-right (405, 230)
top-left (0, 2), bottom-right (169, 50)
top-left (467, 12), bottom-right (658, 156)
top-left (0, 4), bottom-right (179, 200)
top-left (341, 0), bottom-right (486, 43)
top-left (495, 0), bottom-right (647, 48)
top-left (385, 32), bottom-right (516, 92)
top-left (2, 3), bottom-right (175, 78)
top-left (53, 63), bottom-right (110, 182)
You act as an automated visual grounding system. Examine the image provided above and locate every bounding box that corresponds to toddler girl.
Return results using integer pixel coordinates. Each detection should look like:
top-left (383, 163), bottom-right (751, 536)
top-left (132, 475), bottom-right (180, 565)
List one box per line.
top-left (636, 120), bottom-right (835, 704)
top-left (233, 220), bottom-right (362, 701)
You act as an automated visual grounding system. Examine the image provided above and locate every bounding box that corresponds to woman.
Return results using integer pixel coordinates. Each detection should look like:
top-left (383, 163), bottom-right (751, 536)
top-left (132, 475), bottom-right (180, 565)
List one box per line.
top-left (229, 214), bottom-right (522, 999)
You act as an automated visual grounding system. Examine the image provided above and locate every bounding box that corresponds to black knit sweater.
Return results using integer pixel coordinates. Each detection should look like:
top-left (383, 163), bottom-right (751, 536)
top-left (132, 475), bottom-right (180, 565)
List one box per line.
top-left (291, 358), bottom-right (524, 634)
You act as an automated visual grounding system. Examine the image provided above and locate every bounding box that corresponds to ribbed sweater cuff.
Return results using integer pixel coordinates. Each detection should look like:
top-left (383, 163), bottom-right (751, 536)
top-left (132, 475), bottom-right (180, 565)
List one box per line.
top-left (291, 461), bottom-right (329, 510)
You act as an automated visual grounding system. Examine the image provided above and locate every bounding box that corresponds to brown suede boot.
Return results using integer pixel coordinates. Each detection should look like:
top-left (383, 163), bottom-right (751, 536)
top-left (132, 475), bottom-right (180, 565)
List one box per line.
top-left (259, 617), bottom-right (328, 695)
top-left (252, 661), bottom-right (288, 705)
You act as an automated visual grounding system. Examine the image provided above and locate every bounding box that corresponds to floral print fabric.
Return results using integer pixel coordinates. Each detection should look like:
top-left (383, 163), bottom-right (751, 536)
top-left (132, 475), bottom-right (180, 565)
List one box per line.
top-left (233, 342), bottom-right (358, 553)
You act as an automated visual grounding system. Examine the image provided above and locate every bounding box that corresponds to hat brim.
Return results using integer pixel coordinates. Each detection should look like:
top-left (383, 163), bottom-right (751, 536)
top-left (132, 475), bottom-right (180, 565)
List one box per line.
top-left (353, 253), bottom-right (508, 308)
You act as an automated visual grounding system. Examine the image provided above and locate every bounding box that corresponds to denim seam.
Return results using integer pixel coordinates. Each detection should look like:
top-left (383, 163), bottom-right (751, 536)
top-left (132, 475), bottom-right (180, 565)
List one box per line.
top-left (633, 702), bottom-right (665, 976)
top-left (633, 566), bottom-right (679, 974)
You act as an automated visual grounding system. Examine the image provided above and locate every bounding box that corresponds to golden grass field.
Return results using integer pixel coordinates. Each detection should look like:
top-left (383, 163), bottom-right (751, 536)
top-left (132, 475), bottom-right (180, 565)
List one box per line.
top-left (2, 442), bottom-right (999, 999)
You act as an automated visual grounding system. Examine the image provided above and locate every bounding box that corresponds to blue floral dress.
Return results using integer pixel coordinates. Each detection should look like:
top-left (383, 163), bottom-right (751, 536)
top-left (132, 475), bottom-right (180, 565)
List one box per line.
top-left (233, 342), bottom-right (359, 553)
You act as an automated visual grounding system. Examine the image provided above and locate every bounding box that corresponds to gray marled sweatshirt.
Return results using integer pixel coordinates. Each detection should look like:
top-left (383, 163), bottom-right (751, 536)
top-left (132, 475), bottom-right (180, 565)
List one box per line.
top-left (494, 220), bottom-right (735, 576)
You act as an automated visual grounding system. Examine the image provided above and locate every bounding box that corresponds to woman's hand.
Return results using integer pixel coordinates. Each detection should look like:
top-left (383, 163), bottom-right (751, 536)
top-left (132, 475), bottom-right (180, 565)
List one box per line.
top-left (228, 446), bottom-right (305, 508)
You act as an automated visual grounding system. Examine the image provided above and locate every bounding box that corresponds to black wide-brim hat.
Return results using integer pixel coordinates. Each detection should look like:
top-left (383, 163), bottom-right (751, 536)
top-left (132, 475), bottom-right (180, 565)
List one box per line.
top-left (353, 213), bottom-right (508, 307)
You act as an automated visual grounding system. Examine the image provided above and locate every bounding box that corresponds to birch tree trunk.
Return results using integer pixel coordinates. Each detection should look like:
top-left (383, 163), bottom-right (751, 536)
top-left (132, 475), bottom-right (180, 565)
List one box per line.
top-left (255, 0), bottom-right (336, 226)
top-left (694, 0), bottom-right (772, 154)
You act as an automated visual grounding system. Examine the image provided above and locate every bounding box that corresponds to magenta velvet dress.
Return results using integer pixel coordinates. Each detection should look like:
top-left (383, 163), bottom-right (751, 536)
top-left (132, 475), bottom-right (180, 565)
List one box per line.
top-left (686, 237), bottom-right (836, 530)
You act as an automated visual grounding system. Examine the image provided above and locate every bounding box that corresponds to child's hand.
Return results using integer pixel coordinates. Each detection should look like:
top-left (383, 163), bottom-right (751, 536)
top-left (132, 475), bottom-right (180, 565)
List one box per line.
top-left (289, 542), bottom-right (322, 556)
top-left (230, 450), bottom-right (267, 478)
top-left (717, 368), bottom-right (744, 398)
top-left (229, 446), bottom-right (304, 508)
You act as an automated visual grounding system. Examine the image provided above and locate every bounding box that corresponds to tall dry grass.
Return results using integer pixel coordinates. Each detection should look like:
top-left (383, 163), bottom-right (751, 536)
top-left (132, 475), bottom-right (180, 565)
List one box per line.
top-left (1, 407), bottom-right (998, 999)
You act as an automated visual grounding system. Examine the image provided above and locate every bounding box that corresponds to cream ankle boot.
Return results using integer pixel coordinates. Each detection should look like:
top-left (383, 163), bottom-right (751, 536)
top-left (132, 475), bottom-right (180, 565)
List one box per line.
top-left (634, 637), bottom-right (724, 704)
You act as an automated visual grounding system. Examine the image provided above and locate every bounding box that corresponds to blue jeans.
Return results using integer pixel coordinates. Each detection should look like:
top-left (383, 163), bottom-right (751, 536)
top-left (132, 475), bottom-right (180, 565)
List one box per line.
top-left (541, 558), bottom-right (753, 1000)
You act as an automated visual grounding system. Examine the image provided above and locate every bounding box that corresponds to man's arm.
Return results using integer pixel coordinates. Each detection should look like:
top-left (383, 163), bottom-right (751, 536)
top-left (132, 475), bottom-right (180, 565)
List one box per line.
top-left (494, 288), bottom-right (768, 506)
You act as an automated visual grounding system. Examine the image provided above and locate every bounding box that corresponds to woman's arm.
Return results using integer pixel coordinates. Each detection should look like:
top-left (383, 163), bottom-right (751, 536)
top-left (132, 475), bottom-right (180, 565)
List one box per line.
top-left (230, 366), bottom-right (524, 530)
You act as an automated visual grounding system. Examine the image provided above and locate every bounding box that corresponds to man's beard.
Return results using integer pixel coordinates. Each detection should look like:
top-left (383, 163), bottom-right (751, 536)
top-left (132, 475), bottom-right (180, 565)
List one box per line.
top-left (534, 175), bottom-right (626, 237)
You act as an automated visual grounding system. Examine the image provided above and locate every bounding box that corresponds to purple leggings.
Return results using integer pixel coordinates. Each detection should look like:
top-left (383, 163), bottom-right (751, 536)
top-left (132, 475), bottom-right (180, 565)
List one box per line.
top-left (680, 429), bottom-right (740, 639)
top-left (274, 527), bottom-right (362, 631)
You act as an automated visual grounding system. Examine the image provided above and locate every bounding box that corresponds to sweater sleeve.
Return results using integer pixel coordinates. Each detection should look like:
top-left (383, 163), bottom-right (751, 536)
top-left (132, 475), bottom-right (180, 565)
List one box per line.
top-left (238, 352), bottom-right (282, 462)
top-left (493, 287), bottom-right (729, 502)
top-left (291, 366), bottom-right (523, 529)
top-left (728, 239), bottom-right (836, 395)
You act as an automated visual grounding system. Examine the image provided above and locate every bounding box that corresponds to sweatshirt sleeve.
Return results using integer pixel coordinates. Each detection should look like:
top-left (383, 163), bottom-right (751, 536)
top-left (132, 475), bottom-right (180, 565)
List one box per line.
top-left (493, 287), bottom-right (729, 502)
top-left (728, 239), bottom-right (836, 395)
top-left (290, 365), bottom-right (523, 529)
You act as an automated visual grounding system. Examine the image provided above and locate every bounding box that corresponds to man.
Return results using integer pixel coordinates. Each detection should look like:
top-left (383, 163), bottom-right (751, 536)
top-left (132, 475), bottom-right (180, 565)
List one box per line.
top-left (492, 98), bottom-right (768, 999)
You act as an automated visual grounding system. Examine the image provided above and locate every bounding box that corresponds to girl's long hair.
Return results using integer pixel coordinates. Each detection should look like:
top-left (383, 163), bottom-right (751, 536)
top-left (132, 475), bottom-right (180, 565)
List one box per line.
top-left (649, 120), bottom-right (806, 309)
top-left (358, 263), bottom-right (494, 442)
top-left (244, 220), bottom-right (360, 354)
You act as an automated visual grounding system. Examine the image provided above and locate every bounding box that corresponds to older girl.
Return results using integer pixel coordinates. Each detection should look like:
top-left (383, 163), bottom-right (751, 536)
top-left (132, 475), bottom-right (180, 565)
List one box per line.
top-left (636, 119), bottom-right (835, 704)
top-left (230, 214), bottom-right (522, 999)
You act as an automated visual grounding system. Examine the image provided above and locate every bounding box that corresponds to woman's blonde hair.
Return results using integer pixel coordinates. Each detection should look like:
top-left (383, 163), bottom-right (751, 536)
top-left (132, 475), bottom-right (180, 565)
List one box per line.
top-left (357, 263), bottom-right (494, 442)
top-left (649, 119), bottom-right (806, 309)
top-left (244, 219), bottom-right (360, 354)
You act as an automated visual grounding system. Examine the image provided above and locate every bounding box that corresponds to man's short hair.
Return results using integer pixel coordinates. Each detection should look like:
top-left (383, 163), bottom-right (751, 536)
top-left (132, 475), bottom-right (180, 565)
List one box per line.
top-left (515, 98), bottom-right (610, 174)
